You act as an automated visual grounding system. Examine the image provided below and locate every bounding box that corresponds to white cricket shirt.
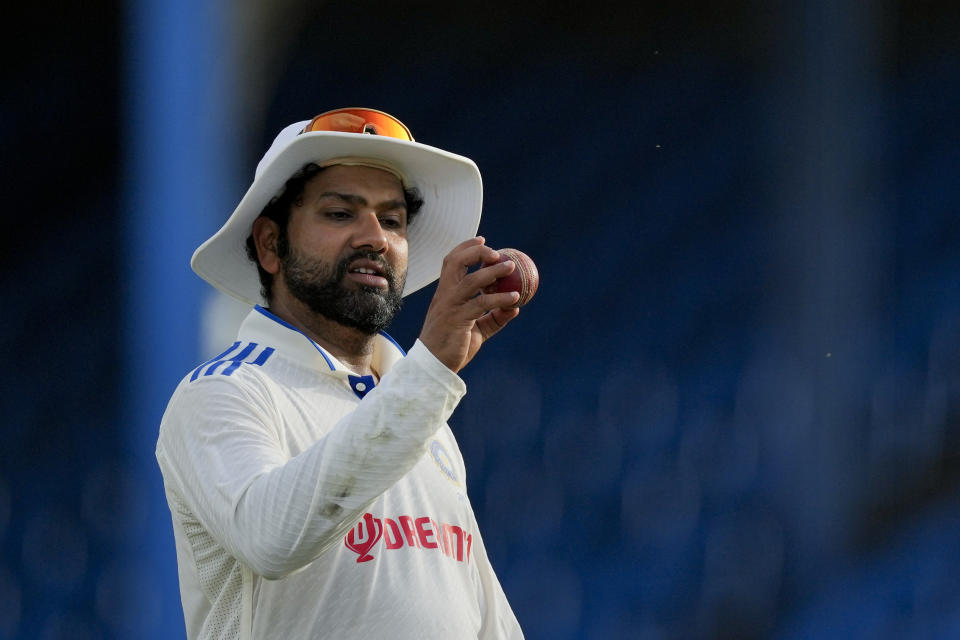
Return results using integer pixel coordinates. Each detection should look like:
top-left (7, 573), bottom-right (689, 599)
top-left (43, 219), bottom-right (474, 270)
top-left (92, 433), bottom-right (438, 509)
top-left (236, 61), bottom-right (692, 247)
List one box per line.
top-left (156, 306), bottom-right (523, 640)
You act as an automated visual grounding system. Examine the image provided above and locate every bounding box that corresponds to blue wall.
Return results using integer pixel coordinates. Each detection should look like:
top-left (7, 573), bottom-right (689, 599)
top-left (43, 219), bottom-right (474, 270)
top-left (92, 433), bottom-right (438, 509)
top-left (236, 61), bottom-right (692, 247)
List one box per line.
top-left (2, 0), bottom-right (960, 638)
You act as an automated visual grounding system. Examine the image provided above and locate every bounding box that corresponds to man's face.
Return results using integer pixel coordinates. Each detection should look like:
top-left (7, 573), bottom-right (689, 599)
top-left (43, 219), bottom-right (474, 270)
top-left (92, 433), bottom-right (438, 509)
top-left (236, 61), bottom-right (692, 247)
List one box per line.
top-left (277, 165), bottom-right (410, 334)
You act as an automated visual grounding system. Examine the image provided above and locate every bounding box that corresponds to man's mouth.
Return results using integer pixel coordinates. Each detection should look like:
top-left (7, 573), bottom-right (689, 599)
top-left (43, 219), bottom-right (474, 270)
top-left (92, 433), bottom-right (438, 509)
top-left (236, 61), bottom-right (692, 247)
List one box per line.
top-left (346, 260), bottom-right (389, 289)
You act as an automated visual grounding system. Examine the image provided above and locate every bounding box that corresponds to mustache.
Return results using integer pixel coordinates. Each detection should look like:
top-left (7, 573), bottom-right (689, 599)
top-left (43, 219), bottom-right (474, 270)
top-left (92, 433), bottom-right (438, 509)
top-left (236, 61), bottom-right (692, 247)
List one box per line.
top-left (336, 251), bottom-right (399, 288)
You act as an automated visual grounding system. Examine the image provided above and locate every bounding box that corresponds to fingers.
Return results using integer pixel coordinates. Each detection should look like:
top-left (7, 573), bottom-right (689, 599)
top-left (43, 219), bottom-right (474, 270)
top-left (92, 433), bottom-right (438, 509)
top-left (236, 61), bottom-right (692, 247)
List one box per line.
top-left (475, 306), bottom-right (520, 341)
top-left (439, 237), bottom-right (516, 304)
top-left (419, 236), bottom-right (523, 372)
top-left (460, 290), bottom-right (520, 321)
top-left (439, 237), bottom-right (499, 281)
top-left (463, 260), bottom-right (514, 300)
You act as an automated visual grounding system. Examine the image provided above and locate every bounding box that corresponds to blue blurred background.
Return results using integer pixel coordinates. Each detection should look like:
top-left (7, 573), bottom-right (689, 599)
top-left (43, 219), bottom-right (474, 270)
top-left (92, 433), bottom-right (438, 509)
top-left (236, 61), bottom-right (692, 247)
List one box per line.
top-left (3, 0), bottom-right (960, 638)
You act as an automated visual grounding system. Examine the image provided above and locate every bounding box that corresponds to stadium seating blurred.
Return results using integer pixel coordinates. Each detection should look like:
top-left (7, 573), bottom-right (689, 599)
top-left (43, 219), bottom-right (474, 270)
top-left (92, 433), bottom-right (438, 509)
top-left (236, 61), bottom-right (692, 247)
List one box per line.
top-left (2, 1), bottom-right (959, 638)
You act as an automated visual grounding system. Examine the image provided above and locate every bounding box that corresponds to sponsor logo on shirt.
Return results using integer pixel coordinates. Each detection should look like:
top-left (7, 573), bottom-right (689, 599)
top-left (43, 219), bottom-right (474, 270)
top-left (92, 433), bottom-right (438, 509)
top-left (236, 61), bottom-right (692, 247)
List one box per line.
top-left (344, 513), bottom-right (473, 564)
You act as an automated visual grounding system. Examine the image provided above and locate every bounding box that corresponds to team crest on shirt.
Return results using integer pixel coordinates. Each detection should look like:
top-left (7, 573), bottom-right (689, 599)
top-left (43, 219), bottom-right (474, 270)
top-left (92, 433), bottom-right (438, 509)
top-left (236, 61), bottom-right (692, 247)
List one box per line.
top-left (430, 440), bottom-right (460, 486)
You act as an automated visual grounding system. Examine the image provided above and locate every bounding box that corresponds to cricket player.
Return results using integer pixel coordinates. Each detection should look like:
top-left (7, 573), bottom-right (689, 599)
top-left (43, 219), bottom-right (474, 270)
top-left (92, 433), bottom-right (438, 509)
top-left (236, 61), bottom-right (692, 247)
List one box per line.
top-left (156, 108), bottom-right (525, 639)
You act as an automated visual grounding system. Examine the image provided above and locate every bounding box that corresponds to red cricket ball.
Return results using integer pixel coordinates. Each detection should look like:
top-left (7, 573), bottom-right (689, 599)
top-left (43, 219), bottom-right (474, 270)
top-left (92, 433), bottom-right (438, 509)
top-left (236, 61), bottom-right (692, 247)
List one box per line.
top-left (487, 248), bottom-right (539, 307)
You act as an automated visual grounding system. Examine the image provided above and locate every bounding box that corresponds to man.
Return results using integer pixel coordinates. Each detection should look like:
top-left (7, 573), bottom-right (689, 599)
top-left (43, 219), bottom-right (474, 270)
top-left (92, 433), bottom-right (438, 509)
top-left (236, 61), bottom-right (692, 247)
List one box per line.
top-left (156, 108), bottom-right (525, 639)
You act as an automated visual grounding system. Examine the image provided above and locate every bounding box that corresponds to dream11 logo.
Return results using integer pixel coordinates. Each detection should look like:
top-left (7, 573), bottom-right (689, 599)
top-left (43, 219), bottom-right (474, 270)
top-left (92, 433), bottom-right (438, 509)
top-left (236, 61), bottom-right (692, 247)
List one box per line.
top-left (344, 513), bottom-right (473, 564)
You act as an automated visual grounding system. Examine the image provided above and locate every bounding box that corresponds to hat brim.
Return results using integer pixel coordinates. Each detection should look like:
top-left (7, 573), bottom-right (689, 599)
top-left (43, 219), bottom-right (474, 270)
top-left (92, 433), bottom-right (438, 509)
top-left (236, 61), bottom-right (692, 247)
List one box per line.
top-left (191, 130), bottom-right (483, 305)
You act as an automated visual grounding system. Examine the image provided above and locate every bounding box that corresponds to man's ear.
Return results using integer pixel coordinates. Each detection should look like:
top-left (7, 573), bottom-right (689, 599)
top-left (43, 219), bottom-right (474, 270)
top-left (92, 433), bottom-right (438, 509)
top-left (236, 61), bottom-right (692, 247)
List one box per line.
top-left (252, 217), bottom-right (281, 275)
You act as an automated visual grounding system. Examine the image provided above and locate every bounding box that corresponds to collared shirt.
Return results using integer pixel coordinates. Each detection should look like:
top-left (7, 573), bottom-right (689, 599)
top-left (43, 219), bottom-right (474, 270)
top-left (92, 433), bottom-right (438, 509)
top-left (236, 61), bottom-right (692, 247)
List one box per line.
top-left (156, 306), bottom-right (523, 640)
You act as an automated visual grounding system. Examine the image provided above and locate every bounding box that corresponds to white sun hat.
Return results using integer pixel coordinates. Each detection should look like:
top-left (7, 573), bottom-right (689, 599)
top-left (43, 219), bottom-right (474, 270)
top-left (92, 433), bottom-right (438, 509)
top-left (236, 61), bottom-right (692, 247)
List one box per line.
top-left (191, 108), bottom-right (483, 305)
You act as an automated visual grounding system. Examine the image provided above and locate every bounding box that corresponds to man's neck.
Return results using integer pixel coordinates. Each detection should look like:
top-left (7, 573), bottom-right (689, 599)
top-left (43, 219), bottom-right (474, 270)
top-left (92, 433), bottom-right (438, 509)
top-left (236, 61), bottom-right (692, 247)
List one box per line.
top-left (266, 294), bottom-right (378, 378)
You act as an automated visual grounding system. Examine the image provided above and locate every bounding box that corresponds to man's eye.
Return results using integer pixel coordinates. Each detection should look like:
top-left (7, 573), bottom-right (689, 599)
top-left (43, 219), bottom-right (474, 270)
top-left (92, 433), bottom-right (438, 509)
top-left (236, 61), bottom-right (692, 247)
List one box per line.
top-left (380, 217), bottom-right (404, 229)
top-left (326, 210), bottom-right (352, 220)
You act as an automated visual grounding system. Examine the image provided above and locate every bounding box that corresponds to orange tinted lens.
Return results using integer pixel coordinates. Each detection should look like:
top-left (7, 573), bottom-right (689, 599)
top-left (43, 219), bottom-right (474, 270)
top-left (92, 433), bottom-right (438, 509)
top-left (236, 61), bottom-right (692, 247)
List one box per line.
top-left (305, 108), bottom-right (414, 141)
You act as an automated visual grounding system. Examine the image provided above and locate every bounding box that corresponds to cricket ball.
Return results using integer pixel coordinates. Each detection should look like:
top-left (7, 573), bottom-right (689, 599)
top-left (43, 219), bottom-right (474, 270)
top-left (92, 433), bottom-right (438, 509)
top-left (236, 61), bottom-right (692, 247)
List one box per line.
top-left (488, 248), bottom-right (539, 307)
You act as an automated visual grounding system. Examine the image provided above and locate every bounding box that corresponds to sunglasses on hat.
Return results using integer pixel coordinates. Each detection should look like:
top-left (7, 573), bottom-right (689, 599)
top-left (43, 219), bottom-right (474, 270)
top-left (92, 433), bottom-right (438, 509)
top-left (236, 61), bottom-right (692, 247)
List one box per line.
top-left (303, 108), bottom-right (414, 141)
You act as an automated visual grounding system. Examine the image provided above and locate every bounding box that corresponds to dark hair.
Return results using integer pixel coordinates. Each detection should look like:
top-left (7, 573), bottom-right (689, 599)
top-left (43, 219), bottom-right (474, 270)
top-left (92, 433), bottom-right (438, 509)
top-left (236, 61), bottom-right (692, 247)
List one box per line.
top-left (245, 162), bottom-right (424, 301)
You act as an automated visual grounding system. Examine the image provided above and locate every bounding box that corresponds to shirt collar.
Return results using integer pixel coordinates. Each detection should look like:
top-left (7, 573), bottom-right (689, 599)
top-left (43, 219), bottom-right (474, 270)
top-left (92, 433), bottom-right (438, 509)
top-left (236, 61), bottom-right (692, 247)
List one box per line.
top-left (237, 305), bottom-right (406, 379)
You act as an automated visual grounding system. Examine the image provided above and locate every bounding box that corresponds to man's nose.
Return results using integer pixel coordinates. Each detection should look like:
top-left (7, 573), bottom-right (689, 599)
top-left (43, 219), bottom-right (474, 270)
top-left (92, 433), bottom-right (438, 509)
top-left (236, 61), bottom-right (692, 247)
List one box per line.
top-left (351, 212), bottom-right (388, 253)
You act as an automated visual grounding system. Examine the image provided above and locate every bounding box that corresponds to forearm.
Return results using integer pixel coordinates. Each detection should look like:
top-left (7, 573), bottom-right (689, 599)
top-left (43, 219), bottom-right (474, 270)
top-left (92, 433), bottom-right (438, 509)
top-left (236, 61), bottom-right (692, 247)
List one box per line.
top-left (231, 340), bottom-right (464, 576)
top-left (158, 340), bottom-right (465, 578)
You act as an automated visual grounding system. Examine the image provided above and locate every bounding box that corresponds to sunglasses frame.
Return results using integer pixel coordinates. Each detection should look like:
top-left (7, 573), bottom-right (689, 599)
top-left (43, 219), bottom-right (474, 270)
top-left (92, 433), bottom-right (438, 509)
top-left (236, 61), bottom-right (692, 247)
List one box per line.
top-left (303, 107), bottom-right (415, 141)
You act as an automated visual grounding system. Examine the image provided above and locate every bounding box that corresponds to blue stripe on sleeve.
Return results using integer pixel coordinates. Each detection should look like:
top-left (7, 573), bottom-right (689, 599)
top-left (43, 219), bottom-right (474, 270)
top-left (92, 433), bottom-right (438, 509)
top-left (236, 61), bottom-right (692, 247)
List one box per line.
top-left (207, 342), bottom-right (258, 377)
top-left (250, 347), bottom-right (275, 366)
top-left (190, 341), bottom-right (241, 381)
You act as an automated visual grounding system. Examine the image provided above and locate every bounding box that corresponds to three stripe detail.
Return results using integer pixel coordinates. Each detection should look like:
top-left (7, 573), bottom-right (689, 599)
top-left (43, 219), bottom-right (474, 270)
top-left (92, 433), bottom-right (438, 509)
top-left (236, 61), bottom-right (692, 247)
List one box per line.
top-left (190, 341), bottom-right (275, 382)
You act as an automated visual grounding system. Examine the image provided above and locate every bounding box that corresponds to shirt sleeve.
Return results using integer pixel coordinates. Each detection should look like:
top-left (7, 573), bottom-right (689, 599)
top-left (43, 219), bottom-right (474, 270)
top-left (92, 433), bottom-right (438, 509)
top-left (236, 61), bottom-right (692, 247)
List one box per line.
top-left (156, 339), bottom-right (465, 579)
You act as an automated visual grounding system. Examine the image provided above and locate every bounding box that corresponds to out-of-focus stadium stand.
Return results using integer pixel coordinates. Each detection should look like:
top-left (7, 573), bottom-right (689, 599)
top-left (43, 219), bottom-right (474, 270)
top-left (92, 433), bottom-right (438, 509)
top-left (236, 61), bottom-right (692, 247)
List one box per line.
top-left (2, 0), bottom-right (959, 638)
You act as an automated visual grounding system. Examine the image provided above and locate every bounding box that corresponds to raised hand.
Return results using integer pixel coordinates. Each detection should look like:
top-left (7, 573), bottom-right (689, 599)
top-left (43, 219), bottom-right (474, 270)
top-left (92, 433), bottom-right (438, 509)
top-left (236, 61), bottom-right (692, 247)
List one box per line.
top-left (418, 237), bottom-right (521, 373)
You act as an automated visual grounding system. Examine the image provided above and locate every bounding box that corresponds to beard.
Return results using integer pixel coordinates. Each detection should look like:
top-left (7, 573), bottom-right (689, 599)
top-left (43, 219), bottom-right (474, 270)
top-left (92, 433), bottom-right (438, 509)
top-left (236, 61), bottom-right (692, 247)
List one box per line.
top-left (281, 246), bottom-right (405, 335)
